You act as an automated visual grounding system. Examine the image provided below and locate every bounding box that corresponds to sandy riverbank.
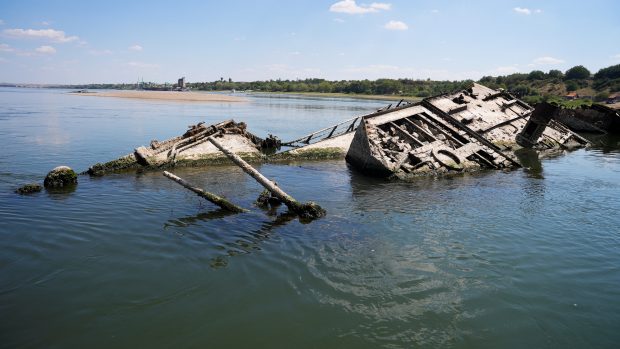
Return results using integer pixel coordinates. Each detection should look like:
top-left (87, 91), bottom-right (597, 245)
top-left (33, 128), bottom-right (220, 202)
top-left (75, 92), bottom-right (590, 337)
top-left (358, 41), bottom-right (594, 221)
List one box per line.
top-left (72, 90), bottom-right (247, 102)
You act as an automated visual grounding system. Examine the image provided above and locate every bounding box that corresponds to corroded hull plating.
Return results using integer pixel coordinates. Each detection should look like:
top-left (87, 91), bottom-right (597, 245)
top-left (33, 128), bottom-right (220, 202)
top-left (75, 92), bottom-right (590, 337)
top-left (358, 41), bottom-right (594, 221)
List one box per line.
top-left (346, 84), bottom-right (588, 178)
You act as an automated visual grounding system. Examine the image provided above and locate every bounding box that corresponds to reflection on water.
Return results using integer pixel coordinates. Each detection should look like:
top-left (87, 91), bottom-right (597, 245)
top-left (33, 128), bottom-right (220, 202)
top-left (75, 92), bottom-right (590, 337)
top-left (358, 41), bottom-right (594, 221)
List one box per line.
top-left (515, 148), bottom-right (544, 179)
top-left (1, 88), bottom-right (620, 348)
top-left (165, 208), bottom-right (297, 269)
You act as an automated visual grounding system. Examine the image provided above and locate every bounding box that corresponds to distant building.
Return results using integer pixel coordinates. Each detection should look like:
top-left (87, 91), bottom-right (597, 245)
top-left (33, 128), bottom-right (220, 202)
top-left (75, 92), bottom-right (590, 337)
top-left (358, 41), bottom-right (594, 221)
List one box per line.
top-left (564, 91), bottom-right (579, 100)
top-left (177, 77), bottom-right (186, 89)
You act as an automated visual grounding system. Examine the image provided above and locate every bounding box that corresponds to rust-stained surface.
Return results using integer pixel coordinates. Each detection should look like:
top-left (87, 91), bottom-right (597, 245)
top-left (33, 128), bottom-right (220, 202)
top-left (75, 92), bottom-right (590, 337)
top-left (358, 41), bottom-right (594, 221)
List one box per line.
top-left (424, 83), bottom-right (585, 151)
top-left (345, 83), bottom-right (588, 179)
top-left (555, 104), bottom-right (620, 134)
top-left (345, 103), bottom-right (518, 178)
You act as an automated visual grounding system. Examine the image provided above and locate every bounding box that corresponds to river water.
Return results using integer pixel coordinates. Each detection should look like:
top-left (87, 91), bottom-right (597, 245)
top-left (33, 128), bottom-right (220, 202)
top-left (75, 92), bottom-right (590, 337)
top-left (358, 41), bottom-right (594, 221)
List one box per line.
top-left (1, 88), bottom-right (619, 348)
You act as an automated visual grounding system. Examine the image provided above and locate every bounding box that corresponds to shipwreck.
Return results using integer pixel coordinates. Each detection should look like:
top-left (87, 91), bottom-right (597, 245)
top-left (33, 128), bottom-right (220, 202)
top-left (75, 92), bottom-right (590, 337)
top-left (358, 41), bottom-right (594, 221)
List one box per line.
top-left (345, 83), bottom-right (588, 178)
top-left (86, 83), bottom-right (588, 180)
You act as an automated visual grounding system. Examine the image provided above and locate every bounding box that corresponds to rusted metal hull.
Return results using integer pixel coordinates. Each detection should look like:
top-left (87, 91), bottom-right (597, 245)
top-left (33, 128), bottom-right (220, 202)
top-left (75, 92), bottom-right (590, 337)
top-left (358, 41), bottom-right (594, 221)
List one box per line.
top-left (555, 104), bottom-right (620, 134)
top-left (346, 103), bottom-right (518, 178)
top-left (346, 84), bottom-right (588, 178)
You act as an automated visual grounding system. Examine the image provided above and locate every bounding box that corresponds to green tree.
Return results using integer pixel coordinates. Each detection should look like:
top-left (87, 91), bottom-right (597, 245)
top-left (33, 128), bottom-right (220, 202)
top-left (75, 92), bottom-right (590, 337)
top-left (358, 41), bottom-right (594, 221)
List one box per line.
top-left (565, 65), bottom-right (591, 80)
top-left (548, 69), bottom-right (564, 79)
top-left (512, 85), bottom-right (531, 97)
top-left (594, 64), bottom-right (620, 80)
top-left (527, 70), bottom-right (546, 80)
top-left (565, 80), bottom-right (578, 91)
top-left (594, 92), bottom-right (610, 102)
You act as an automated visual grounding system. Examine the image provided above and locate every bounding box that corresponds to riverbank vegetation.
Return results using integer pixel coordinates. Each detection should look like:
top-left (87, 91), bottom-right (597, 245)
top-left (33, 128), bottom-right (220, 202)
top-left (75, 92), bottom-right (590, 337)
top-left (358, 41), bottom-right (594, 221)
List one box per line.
top-left (49, 64), bottom-right (620, 106)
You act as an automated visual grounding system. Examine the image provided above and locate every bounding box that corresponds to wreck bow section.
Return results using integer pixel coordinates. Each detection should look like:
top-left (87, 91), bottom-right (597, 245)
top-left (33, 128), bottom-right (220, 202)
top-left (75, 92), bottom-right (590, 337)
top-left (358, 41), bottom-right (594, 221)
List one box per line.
top-left (87, 120), bottom-right (265, 175)
top-left (423, 83), bottom-right (586, 151)
top-left (345, 104), bottom-right (519, 178)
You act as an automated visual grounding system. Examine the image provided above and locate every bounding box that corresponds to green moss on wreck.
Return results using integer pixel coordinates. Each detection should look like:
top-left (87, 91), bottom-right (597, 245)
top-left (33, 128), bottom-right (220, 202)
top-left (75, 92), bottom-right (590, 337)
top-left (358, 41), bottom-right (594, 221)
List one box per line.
top-left (170, 152), bottom-right (266, 168)
top-left (88, 152), bottom-right (268, 176)
top-left (87, 147), bottom-right (347, 176)
top-left (87, 154), bottom-right (139, 176)
top-left (269, 147), bottom-right (345, 162)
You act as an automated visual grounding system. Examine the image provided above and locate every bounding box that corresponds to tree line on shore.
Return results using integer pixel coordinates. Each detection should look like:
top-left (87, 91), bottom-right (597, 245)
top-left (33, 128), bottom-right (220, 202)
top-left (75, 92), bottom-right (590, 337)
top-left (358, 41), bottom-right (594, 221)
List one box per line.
top-left (61, 63), bottom-right (620, 103)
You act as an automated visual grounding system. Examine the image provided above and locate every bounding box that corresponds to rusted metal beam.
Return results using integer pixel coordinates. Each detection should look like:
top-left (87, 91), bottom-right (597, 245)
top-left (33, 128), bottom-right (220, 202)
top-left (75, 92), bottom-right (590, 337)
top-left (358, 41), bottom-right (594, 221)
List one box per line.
top-left (207, 136), bottom-right (326, 219)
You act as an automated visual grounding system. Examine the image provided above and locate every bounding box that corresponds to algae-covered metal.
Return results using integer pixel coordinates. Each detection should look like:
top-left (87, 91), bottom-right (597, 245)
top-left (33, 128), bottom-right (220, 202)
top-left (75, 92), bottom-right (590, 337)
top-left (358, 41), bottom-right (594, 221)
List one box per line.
top-left (87, 120), bottom-right (265, 175)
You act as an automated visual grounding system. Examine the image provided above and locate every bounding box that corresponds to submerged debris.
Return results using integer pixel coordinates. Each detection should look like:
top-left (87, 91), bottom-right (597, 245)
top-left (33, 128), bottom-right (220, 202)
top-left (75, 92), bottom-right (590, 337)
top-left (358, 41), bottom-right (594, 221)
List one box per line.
top-left (256, 188), bottom-right (282, 208)
top-left (555, 104), bottom-right (620, 134)
top-left (208, 135), bottom-right (326, 220)
top-left (15, 183), bottom-right (42, 194)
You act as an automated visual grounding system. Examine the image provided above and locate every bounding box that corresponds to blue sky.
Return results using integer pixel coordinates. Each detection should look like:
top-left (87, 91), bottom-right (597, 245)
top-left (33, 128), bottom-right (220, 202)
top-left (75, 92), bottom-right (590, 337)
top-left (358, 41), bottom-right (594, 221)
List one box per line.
top-left (1, 0), bottom-right (619, 84)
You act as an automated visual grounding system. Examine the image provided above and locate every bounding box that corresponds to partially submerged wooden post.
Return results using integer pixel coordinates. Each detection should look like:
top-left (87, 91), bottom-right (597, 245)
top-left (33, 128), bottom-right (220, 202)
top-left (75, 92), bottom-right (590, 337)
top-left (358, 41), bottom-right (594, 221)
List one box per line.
top-left (207, 136), bottom-right (326, 219)
top-left (163, 170), bottom-right (247, 213)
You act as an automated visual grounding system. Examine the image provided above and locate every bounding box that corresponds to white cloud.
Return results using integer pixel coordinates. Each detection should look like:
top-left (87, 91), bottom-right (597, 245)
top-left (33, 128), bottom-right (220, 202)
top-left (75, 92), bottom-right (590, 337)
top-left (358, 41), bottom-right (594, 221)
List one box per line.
top-left (3, 28), bottom-right (78, 43)
top-left (40, 21), bottom-right (51, 26)
top-left (370, 2), bottom-right (391, 10)
top-left (0, 19), bottom-right (4, 25)
top-left (513, 7), bottom-right (531, 15)
top-left (128, 44), bottom-right (143, 51)
top-left (35, 45), bottom-right (56, 54)
top-left (333, 18), bottom-right (345, 23)
top-left (289, 51), bottom-right (301, 55)
top-left (0, 43), bottom-right (14, 52)
top-left (532, 56), bottom-right (564, 65)
top-left (384, 20), bottom-right (408, 31)
top-left (329, 0), bottom-right (391, 14)
top-left (127, 61), bottom-right (159, 68)
top-left (431, 9), bottom-right (439, 14)
top-left (514, 7), bottom-right (542, 15)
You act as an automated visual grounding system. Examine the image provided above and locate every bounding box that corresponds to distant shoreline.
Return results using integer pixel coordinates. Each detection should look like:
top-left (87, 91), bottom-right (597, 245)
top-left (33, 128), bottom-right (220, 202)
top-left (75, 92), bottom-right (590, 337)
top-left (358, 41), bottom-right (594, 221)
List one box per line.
top-left (246, 91), bottom-right (418, 102)
top-left (70, 90), bottom-right (247, 103)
